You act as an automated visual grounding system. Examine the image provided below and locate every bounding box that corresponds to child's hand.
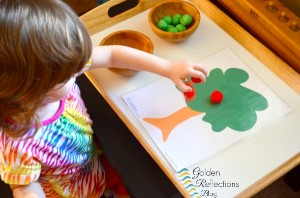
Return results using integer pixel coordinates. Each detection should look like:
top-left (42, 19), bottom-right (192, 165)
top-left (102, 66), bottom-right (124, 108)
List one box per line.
top-left (168, 60), bottom-right (207, 92)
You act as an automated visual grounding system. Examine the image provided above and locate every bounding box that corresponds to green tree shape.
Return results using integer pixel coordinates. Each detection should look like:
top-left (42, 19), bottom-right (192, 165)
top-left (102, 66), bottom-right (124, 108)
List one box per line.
top-left (187, 68), bottom-right (268, 132)
top-left (143, 68), bottom-right (268, 141)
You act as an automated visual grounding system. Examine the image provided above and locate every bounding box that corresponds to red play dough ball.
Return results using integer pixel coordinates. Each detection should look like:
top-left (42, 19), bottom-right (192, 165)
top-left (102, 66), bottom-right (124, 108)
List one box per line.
top-left (184, 90), bottom-right (195, 99)
top-left (191, 77), bottom-right (201, 83)
top-left (183, 83), bottom-right (195, 101)
top-left (211, 90), bottom-right (223, 104)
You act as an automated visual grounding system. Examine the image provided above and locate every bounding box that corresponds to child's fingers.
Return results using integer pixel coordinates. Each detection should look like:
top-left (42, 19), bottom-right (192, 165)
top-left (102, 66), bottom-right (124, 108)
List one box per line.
top-left (193, 64), bottom-right (208, 76)
top-left (176, 79), bottom-right (192, 92)
top-left (190, 70), bottom-right (207, 83)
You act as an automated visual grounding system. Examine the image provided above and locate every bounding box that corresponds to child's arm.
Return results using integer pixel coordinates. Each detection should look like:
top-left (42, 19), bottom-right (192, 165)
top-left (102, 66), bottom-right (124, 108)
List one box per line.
top-left (10, 182), bottom-right (46, 198)
top-left (90, 45), bottom-right (207, 92)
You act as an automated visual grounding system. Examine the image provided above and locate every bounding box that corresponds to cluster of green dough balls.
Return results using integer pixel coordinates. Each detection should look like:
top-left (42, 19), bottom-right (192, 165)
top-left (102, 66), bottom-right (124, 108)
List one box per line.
top-left (157, 13), bottom-right (193, 33)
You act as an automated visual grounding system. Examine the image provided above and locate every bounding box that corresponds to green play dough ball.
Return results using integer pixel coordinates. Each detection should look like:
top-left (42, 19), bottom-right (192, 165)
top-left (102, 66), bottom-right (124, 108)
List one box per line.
top-left (180, 14), bottom-right (193, 26)
top-left (167, 25), bottom-right (178, 33)
top-left (156, 13), bottom-right (192, 33)
top-left (163, 15), bottom-right (173, 25)
top-left (176, 24), bottom-right (186, 32)
top-left (172, 13), bottom-right (181, 26)
top-left (157, 19), bottom-right (168, 30)
top-left (167, 24), bottom-right (175, 29)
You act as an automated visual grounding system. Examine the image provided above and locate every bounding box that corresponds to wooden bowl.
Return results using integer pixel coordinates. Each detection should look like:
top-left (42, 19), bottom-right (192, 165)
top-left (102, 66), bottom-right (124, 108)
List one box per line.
top-left (99, 30), bottom-right (154, 76)
top-left (148, 0), bottom-right (200, 43)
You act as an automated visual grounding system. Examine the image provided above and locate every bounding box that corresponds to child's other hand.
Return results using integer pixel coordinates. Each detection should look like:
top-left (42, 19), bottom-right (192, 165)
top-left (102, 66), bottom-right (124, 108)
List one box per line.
top-left (168, 60), bottom-right (207, 92)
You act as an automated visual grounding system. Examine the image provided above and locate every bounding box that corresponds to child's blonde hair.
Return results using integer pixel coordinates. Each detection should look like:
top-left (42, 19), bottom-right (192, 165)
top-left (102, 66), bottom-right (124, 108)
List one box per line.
top-left (0, 0), bottom-right (92, 137)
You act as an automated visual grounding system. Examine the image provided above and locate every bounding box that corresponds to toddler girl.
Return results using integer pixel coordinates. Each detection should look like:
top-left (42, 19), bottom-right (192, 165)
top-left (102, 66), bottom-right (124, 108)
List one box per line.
top-left (0, 0), bottom-right (207, 197)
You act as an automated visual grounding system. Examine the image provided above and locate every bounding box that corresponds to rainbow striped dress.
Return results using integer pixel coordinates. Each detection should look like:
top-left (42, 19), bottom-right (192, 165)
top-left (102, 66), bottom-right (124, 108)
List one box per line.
top-left (0, 84), bottom-right (105, 197)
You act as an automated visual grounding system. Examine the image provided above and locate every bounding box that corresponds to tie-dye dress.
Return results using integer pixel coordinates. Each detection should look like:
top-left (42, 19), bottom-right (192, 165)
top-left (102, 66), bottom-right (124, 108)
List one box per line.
top-left (0, 83), bottom-right (105, 197)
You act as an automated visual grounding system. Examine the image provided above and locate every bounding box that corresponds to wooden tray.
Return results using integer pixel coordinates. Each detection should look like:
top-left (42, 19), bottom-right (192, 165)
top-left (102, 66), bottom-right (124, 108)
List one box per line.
top-left (80, 0), bottom-right (300, 197)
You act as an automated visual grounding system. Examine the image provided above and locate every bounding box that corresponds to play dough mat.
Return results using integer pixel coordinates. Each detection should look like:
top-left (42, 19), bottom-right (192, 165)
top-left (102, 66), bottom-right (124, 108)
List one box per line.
top-left (122, 48), bottom-right (291, 171)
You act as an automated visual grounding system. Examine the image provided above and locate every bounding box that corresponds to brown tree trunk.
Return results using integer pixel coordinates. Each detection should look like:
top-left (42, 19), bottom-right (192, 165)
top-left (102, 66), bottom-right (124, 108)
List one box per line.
top-left (143, 106), bottom-right (202, 141)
